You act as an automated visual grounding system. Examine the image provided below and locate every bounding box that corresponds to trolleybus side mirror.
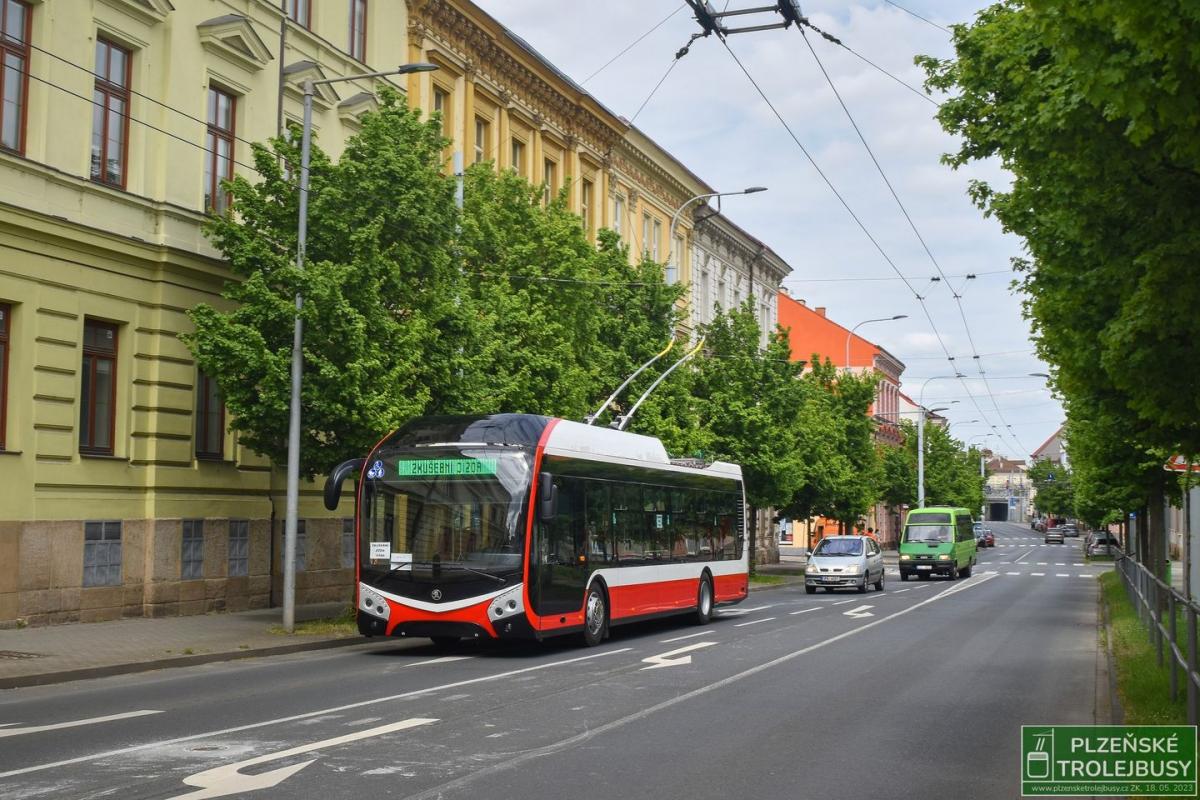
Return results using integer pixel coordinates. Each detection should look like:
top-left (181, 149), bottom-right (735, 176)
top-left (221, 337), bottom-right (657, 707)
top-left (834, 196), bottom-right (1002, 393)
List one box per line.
top-left (538, 471), bottom-right (558, 521)
top-left (324, 458), bottom-right (365, 511)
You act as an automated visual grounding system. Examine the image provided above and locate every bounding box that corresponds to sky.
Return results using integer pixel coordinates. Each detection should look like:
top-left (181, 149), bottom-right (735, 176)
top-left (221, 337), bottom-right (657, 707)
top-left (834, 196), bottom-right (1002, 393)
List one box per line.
top-left (472, 0), bottom-right (1064, 460)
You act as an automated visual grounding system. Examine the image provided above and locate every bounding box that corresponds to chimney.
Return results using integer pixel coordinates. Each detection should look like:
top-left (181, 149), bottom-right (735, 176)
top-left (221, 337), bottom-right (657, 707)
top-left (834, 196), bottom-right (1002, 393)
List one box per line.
top-left (815, 306), bottom-right (826, 317)
top-left (798, 298), bottom-right (807, 306)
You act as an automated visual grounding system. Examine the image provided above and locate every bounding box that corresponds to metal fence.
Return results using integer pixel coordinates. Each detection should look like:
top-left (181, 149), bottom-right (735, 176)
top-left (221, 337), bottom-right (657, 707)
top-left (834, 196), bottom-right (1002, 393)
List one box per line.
top-left (1115, 552), bottom-right (1200, 724)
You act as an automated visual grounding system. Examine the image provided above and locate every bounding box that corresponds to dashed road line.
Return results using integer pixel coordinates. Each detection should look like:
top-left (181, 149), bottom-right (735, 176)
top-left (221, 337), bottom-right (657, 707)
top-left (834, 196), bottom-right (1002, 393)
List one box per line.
top-left (734, 617), bottom-right (775, 627)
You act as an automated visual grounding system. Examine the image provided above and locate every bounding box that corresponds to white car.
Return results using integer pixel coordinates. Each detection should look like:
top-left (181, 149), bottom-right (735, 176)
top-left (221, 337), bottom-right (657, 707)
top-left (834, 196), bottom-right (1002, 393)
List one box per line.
top-left (805, 535), bottom-right (885, 594)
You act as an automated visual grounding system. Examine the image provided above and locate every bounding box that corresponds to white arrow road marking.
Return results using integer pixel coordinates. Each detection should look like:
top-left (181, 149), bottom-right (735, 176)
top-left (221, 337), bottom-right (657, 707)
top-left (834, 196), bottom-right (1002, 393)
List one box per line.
top-left (843, 605), bottom-right (874, 619)
top-left (640, 641), bottom-right (717, 670)
top-left (0, 710), bottom-right (162, 738)
top-left (167, 717), bottom-right (437, 800)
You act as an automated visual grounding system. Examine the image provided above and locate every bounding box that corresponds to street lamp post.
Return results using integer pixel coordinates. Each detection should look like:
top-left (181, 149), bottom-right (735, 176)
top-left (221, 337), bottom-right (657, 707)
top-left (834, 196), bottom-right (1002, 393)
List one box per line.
top-left (666, 187), bottom-right (766, 285)
top-left (283, 63), bottom-right (438, 633)
top-left (844, 315), bottom-right (907, 369)
top-left (917, 373), bottom-right (964, 508)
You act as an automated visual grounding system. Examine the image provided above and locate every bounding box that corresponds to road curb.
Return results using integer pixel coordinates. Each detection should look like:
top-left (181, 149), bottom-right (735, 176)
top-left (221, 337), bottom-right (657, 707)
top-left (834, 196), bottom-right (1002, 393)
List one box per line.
top-left (0, 635), bottom-right (372, 690)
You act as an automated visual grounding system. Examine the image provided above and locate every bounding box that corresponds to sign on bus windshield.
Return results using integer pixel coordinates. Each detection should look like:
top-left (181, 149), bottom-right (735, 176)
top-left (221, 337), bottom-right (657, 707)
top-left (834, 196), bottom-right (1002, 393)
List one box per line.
top-left (391, 458), bottom-right (499, 478)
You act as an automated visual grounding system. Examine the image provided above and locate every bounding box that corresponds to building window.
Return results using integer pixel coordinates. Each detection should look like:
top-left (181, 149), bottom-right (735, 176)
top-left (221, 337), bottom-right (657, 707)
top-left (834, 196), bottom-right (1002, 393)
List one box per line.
top-left (510, 138), bottom-right (527, 176)
top-left (642, 212), bottom-right (651, 257)
top-left (0, 0), bottom-right (31, 154)
top-left (341, 518), bottom-right (355, 568)
top-left (296, 519), bottom-right (306, 571)
top-left (432, 87), bottom-right (450, 137)
top-left (205, 87), bottom-right (235, 213)
top-left (228, 519), bottom-right (249, 577)
top-left (717, 277), bottom-right (726, 310)
top-left (580, 179), bottom-right (593, 235)
top-left (182, 519), bottom-right (204, 580)
top-left (349, 0), bottom-right (367, 62)
top-left (285, 0), bottom-right (310, 28)
top-left (473, 116), bottom-right (489, 164)
top-left (0, 303), bottom-right (8, 450)
top-left (666, 233), bottom-right (683, 285)
top-left (80, 319), bottom-right (117, 455)
top-left (195, 371), bottom-right (223, 460)
top-left (83, 520), bottom-right (121, 587)
top-left (697, 269), bottom-right (710, 324)
top-left (91, 39), bottom-right (131, 188)
top-left (613, 194), bottom-right (624, 237)
top-left (542, 158), bottom-right (557, 202)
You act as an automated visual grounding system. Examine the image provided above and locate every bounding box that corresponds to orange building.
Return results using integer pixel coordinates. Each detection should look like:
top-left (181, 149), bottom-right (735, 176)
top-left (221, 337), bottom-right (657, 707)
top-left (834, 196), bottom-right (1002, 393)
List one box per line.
top-left (776, 291), bottom-right (907, 547)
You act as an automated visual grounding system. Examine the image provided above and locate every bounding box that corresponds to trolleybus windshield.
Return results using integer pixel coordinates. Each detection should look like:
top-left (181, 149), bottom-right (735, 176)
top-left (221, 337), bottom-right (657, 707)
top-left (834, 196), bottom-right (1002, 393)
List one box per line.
top-left (359, 448), bottom-right (532, 587)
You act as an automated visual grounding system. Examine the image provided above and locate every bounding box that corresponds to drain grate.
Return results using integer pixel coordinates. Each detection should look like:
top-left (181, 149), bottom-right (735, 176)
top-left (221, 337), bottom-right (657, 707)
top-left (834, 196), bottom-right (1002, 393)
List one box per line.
top-left (0, 651), bottom-right (46, 660)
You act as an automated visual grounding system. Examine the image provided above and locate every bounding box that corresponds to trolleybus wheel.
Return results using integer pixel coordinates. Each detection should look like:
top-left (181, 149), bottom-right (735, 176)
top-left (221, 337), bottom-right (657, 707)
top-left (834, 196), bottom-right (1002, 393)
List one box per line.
top-left (583, 584), bottom-right (608, 647)
top-left (695, 575), bottom-right (714, 625)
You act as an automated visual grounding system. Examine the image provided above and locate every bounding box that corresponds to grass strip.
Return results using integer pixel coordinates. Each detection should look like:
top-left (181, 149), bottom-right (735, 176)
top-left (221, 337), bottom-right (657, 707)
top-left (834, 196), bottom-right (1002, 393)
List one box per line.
top-left (1099, 571), bottom-right (1186, 725)
top-left (269, 605), bottom-right (358, 637)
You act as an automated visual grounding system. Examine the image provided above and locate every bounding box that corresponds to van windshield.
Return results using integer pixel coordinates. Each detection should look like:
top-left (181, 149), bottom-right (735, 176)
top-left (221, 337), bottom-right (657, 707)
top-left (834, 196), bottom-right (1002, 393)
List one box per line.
top-left (814, 538), bottom-right (863, 556)
top-left (905, 525), bottom-right (953, 544)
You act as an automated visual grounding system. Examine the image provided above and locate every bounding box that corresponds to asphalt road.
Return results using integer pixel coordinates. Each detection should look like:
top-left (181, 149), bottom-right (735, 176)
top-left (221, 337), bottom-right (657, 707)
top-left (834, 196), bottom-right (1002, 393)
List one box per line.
top-left (0, 521), bottom-right (1103, 800)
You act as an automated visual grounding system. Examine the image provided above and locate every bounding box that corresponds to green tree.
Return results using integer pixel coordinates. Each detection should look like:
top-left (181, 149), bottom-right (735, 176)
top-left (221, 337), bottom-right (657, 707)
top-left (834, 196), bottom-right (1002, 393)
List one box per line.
top-left (1027, 458), bottom-right (1074, 519)
top-left (184, 90), bottom-right (457, 477)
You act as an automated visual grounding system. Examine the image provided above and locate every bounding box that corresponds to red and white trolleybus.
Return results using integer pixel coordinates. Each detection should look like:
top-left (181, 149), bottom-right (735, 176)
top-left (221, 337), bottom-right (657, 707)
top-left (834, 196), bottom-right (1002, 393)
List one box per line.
top-left (324, 413), bottom-right (748, 647)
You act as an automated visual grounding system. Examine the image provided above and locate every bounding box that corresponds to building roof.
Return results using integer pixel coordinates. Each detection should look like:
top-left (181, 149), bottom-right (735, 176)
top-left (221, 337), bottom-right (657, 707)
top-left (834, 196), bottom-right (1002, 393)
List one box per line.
top-left (776, 291), bottom-right (903, 375)
top-left (1032, 425), bottom-right (1065, 459)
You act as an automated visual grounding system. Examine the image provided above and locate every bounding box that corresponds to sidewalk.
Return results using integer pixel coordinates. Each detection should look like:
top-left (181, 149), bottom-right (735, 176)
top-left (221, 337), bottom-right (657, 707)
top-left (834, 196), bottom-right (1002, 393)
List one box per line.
top-left (0, 602), bottom-right (361, 689)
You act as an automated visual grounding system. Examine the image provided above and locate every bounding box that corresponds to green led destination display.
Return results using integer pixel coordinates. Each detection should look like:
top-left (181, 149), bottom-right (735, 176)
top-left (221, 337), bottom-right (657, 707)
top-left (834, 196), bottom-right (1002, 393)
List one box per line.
top-left (394, 458), bottom-right (499, 477)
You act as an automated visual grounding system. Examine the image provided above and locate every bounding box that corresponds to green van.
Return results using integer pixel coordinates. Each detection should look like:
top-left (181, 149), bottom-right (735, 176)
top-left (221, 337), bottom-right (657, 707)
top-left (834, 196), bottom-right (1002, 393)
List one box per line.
top-left (898, 506), bottom-right (976, 581)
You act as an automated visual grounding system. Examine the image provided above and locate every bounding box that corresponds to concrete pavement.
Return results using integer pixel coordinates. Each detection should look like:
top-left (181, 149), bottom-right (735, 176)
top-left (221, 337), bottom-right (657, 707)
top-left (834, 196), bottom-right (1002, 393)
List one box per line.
top-left (0, 521), bottom-right (1111, 799)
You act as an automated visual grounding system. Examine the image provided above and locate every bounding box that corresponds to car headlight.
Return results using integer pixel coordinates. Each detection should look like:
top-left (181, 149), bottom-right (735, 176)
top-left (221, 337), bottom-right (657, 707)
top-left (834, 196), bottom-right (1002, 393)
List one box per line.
top-left (900, 554), bottom-right (911, 561)
top-left (938, 554), bottom-right (952, 561)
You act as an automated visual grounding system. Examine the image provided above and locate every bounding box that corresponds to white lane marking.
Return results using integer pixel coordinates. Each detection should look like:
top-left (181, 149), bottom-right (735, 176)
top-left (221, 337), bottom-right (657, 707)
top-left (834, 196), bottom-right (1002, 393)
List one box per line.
top-left (1037, 562), bottom-right (1047, 565)
top-left (408, 656), bottom-right (473, 667)
top-left (640, 641), bottom-right (718, 670)
top-left (1073, 563), bottom-right (1085, 567)
top-left (1006, 572), bottom-right (1021, 576)
top-left (832, 599), bottom-right (857, 606)
top-left (843, 605), bottom-right (874, 619)
top-left (733, 617), bottom-right (776, 628)
top-left (738, 605), bottom-right (774, 612)
top-left (661, 631), bottom-right (711, 643)
top-left (892, 588), bottom-right (911, 593)
top-left (1055, 563), bottom-right (1066, 566)
top-left (789, 608), bottom-right (819, 616)
top-left (911, 585), bottom-right (930, 590)
top-left (1056, 573), bottom-right (1070, 578)
top-left (1031, 572), bottom-right (1045, 577)
top-left (0, 710), bottom-right (163, 739)
top-left (168, 717), bottom-right (437, 800)
top-left (1013, 549), bottom-right (1036, 564)
top-left (400, 573), bottom-right (1000, 800)
top-left (0, 647), bottom-right (633, 779)
top-left (1079, 574), bottom-right (1096, 578)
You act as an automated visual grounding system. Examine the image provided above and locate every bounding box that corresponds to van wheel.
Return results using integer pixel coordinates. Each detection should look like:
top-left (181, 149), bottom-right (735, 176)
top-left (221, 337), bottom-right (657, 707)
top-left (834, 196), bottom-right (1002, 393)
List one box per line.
top-left (949, 564), bottom-right (959, 581)
top-left (695, 575), bottom-right (714, 625)
top-left (582, 584), bottom-right (608, 647)
top-left (961, 563), bottom-right (973, 578)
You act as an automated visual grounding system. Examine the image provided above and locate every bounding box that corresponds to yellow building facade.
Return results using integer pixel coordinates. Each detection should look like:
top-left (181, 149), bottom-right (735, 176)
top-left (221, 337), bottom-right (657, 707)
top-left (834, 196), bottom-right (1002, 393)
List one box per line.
top-left (0, 0), bottom-right (719, 627)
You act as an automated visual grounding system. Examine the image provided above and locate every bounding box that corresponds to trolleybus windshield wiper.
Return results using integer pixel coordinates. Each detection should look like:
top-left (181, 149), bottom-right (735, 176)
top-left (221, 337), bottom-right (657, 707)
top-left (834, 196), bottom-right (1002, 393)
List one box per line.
top-left (405, 560), bottom-right (507, 584)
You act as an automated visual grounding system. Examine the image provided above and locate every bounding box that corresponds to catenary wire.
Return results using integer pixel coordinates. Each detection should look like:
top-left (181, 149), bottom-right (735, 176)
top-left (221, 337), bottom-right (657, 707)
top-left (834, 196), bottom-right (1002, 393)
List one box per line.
top-left (785, 269), bottom-right (1010, 284)
top-left (582, 4), bottom-right (687, 84)
top-left (715, 38), bottom-right (1033, 457)
top-left (797, 27), bottom-right (1028, 456)
top-left (883, 0), bottom-right (952, 34)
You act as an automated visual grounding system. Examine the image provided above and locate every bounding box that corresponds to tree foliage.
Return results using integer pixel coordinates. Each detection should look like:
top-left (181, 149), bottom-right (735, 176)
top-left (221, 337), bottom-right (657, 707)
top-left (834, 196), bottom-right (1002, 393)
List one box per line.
top-left (920, 0), bottom-right (1199, 530)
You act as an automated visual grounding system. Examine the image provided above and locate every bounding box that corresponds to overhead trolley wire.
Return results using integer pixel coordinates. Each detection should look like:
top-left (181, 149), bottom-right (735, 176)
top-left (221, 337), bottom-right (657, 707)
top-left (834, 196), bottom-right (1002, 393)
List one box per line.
top-left (795, 26), bottom-right (1029, 456)
top-left (582, 3), bottom-right (688, 84)
top-left (883, 0), bottom-right (952, 34)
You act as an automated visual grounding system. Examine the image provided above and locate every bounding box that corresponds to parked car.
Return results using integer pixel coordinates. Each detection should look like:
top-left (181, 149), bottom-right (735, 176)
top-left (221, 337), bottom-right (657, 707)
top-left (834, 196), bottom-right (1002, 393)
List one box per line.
top-left (1034, 519), bottom-right (1047, 533)
top-left (973, 522), bottom-right (986, 546)
top-left (805, 535), bottom-right (886, 594)
top-left (1087, 532), bottom-right (1120, 556)
top-left (1062, 523), bottom-right (1080, 537)
top-left (1045, 527), bottom-right (1065, 545)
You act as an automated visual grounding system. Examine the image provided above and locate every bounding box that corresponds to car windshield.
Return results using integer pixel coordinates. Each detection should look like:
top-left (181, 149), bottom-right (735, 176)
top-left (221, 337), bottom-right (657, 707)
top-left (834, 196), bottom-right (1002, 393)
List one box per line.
top-left (359, 447), bottom-right (532, 584)
top-left (814, 538), bottom-right (863, 556)
top-left (905, 525), bottom-right (952, 543)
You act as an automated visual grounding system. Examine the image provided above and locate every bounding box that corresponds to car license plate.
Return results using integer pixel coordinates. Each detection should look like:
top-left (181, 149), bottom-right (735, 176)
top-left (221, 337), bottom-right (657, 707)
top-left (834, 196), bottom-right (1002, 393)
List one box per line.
top-left (822, 576), bottom-right (838, 583)
top-left (917, 565), bottom-right (933, 570)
